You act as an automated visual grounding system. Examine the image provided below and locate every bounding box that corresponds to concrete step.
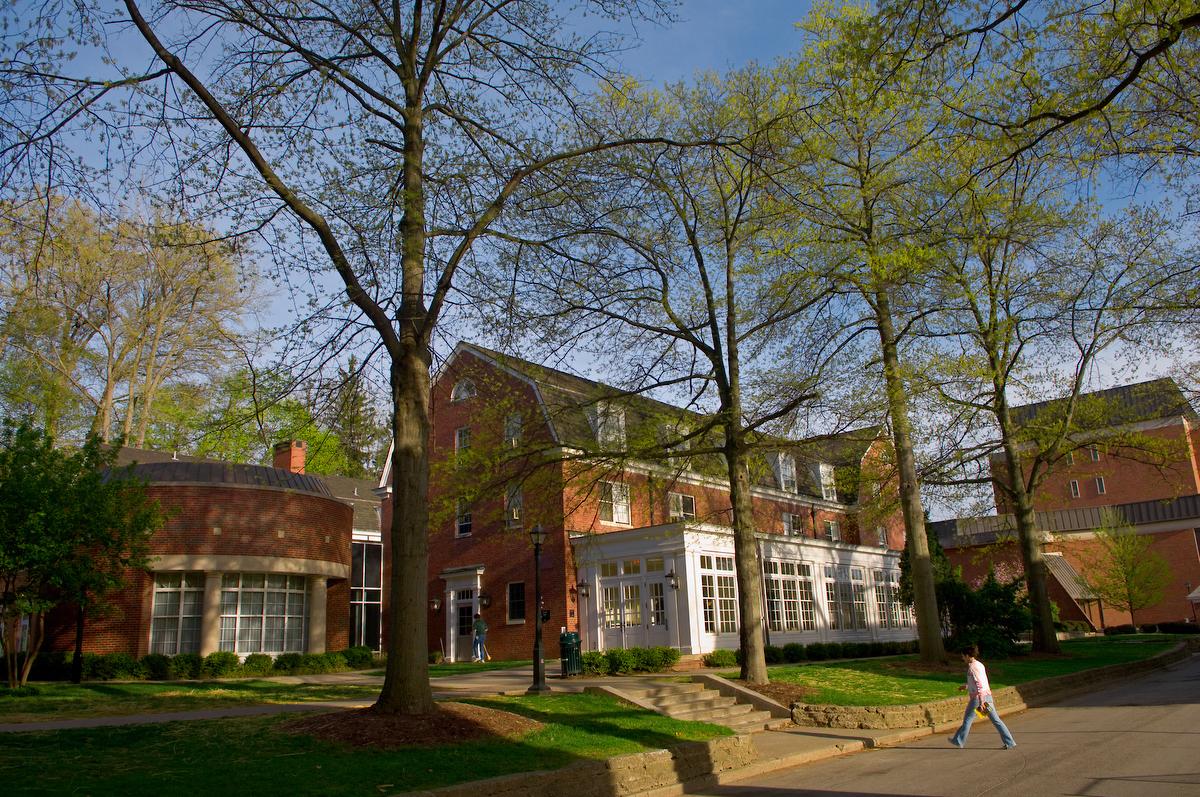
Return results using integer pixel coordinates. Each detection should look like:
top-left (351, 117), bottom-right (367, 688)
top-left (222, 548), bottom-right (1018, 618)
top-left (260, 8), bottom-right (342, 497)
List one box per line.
top-left (619, 681), bottom-right (705, 700)
top-left (644, 692), bottom-right (737, 712)
top-left (723, 710), bottom-right (783, 734)
top-left (670, 654), bottom-right (707, 671)
top-left (668, 701), bottom-right (755, 723)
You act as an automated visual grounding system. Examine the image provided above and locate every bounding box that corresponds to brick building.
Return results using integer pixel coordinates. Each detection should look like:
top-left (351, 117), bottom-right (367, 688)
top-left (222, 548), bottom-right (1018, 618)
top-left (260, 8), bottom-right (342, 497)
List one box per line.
top-left (44, 441), bottom-right (381, 658)
top-left (934, 378), bottom-right (1200, 629)
top-left (378, 342), bottom-right (916, 662)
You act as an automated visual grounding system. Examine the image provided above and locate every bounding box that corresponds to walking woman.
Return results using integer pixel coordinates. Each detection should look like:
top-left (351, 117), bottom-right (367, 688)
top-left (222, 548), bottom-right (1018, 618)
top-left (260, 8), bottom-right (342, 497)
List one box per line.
top-left (950, 644), bottom-right (1017, 749)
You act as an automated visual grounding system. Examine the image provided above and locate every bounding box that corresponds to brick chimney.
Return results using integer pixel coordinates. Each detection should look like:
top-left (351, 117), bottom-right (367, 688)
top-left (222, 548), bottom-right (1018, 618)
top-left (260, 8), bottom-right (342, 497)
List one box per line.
top-left (273, 440), bottom-right (307, 474)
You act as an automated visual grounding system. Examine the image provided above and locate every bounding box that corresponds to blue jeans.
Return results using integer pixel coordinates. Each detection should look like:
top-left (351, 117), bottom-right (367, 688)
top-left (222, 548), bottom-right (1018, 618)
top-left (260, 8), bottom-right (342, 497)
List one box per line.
top-left (951, 695), bottom-right (1016, 748)
top-left (472, 635), bottom-right (486, 660)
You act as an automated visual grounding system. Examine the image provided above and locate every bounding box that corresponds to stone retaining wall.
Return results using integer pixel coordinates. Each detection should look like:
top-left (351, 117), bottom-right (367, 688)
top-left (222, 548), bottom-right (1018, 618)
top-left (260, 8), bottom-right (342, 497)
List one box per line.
top-left (396, 734), bottom-right (757, 797)
top-left (792, 638), bottom-right (1200, 730)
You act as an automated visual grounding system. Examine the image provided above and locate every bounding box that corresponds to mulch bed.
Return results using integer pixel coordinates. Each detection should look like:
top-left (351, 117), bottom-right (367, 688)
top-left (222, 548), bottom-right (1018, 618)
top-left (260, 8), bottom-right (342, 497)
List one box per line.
top-left (742, 681), bottom-right (816, 706)
top-left (283, 702), bottom-right (543, 748)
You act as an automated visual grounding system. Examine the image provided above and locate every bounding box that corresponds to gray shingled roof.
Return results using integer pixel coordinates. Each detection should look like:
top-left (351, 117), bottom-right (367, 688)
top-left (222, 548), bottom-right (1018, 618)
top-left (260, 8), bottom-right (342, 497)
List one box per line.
top-left (1010, 377), bottom-right (1195, 429)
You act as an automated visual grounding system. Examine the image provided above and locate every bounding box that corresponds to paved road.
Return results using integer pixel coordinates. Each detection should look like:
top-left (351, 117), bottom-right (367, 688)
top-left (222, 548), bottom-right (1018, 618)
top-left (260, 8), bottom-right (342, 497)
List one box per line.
top-left (701, 652), bottom-right (1200, 797)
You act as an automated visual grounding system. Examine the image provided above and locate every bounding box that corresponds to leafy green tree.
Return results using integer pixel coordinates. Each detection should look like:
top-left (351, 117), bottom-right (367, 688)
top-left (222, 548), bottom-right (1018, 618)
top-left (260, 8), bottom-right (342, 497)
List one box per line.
top-left (324, 356), bottom-right (386, 479)
top-left (1081, 510), bottom-right (1172, 629)
top-left (0, 422), bottom-right (162, 687)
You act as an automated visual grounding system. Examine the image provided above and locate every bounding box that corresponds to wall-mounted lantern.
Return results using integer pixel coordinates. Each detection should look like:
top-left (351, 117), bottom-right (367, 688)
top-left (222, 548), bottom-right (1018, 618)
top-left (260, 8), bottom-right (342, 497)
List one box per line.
top-left (479, 592), bottom-right (492, 609)
top-left (429, 596), bottom-right (442, 612)
top-left (666, 570), bottom-right (679, 590)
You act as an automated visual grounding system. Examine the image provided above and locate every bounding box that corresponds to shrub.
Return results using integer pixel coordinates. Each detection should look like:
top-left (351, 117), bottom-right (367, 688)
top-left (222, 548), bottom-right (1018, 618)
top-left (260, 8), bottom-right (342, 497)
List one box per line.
top-left (342, 646), bottom-right (376, 669)
top-left (702, 648), bottom-right (737, 668)
top-left (240, 654), bottom-right (274, 676)
top-left (0, 685), bottom-right (40, 697)
top-left (764, 645), bottom-right (784, 664)
top-left (805, 643), bottom-right (827, 661)
top-left (867, 642), bottom-right (885, 657)
top-left (653, 646), bottom-right (681, 670)
top-left (83, 652), bottom-right (146, 681)
top-left (824, 643), bottom-right (843, 660)
top-left (631, 646), bottom-right (657, 672)
top-left (605, 648), bottom-right (637, 675)
top-left (140, 653), bottom-right (171, 681)
top-left (428, 650), bottom-right (444, 664)
top-left (1147, 622), bottom-right (1200, 635)
top-left (783, 643), bottom-right (806, 663)
top-left (272, 653), bottom-right (304, 673)
top-left (168, 653), bottom-right (203, 680)
top-left (581, 651), bottom-right (608, 676)
top-left (202, 651), bottom-right (241, 678)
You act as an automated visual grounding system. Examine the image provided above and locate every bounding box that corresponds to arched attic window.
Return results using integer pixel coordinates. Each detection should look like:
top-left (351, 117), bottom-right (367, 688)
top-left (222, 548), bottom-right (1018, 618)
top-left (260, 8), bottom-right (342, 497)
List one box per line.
top-left (450, 379), bottom-right (477, 402)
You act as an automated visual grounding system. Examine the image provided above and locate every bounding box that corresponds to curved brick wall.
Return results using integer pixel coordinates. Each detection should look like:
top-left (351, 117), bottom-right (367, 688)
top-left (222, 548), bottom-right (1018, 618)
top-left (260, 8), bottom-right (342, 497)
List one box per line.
top-left (46, 483), bottom-right (353, 656)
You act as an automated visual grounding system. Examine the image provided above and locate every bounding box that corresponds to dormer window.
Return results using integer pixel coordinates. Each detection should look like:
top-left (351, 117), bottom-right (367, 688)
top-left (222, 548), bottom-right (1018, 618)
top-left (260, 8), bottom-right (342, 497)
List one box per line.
top-left (814, 462), bottom-right (836, 501)
top-left (588, 402), bottom-right (626, 448)
top-left (662, 424), bottom-right (691, 470)
top-left (771, 453), bottom-right (798, 493)
top-left (504, 413), bottom-right (522, 448)
top-left (451, 379), bottom-right (477, 401)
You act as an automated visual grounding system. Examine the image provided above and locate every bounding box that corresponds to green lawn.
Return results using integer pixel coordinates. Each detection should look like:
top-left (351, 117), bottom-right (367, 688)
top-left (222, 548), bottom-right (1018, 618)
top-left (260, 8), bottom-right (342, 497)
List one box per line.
top-left (1, 693), bottom-right (731, 796)
top-left (0, 680), bottom-right (381, 723)
top-left (368, 659), bottom-right (533, 678)
top-left (729, 635), bottom-right (1181, 706)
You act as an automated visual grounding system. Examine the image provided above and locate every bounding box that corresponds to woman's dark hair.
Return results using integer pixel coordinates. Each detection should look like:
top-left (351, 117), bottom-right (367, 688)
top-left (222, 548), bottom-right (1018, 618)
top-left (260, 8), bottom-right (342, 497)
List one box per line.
top-left (960, 643), bottom-right (980, 658)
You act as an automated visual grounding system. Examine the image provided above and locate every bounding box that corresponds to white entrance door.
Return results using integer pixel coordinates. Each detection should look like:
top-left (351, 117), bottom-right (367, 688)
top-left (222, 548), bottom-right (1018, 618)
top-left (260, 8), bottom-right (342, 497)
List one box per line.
top-left (599, 578), bottom-right (671, 649)
top-left (453, 589), bottom-right (475, 661)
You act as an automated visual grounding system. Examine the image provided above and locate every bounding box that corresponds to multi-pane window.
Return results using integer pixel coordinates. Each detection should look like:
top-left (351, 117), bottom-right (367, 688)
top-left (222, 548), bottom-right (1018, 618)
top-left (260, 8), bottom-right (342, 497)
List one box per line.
top-left (351, 542), bottom-right (383, 650)
top-left (450, 379), bottom-right (476, 401)
top-left (599, 561), bottom-right (618, 578)
top-left (1090, 446), bottom-right (1101, 462)
top-left (600, 482), bottom-right (631, 524)
top-left (663, 424), bottom-right (691, 469)
top-left (816, 462), bottom-right (837, 501)
top-left (504, 413), bottom-right (522, 448)
top-left (507, 582), bottom-right (526, 622)
top-left (150, 572), bottom-right (204, 655)
top-left (455, 426), bottom-right (470, 453)
top-left (774, 453), bottom-right (798, 492)
top-left (823, 565), bottom-right (867, 631)
top-left (589, 402), bottom-right (626, 447)
top-left (219, 573), bottom-right (307, 654)
top-left (669, 492), bottom-right (696, 521)
top-left (647, 582), bottom-right (666, 626)
top-left (764, 561), bottom-right (816, 633)
top-left (823, 520), bottom-right (841, 541)
top-left (456, 499), bottom-right (472, 537)
top-left (602, 585), bottom-right (621, 628)
top-left (873, 570), bottom-right (910, 629)
top-left (623, 584), bottom-right (642, 626)
top-left (700, 555), bottom-right (737, 634)
top-left (505, 484), bottom-right (523, 527)
top-left (1095, 476), bottom-right (1106, 495)
top-left (875, 526), bottom-right (888, 547)
top-left (1069, 479), bottom-right (1080, 498)
top-left (782, 512), bottom-right (801, 536)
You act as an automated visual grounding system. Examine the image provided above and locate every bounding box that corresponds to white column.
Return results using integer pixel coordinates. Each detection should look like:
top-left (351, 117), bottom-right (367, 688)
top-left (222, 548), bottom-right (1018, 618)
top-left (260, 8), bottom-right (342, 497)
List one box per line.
top-left (199, 572), bottom-right (223, 656)
top-left (308, 575), bottom-right (328, 654)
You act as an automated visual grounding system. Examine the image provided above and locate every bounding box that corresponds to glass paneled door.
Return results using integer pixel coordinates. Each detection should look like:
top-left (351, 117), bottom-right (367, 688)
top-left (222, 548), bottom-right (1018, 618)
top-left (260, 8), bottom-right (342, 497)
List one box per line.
top-left (598, 559), bottom-right (672, 650)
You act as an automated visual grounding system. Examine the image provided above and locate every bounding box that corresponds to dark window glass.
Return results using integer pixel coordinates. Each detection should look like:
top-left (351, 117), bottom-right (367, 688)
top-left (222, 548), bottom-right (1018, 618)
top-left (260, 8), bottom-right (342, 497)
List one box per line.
top-left (364, 543), bottom-right (382, 588)
top-left (508, 582), bottom-right (526, 621)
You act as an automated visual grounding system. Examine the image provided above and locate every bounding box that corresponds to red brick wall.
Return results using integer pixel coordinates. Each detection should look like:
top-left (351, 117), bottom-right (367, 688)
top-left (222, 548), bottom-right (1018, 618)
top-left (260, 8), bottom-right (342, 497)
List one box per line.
top-left (946, 526), bottom-right (1200, 629)
top-left (326, 578), bottom-right (350, 651)
top-left (992, 421), bottom-right (1200, 514)
top-left (45, 484), bottom-right (352, 655)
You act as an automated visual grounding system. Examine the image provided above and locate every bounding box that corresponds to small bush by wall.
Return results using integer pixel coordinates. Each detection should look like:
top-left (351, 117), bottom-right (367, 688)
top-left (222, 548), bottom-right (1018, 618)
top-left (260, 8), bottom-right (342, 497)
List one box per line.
top-left (341, 645), bottom-right (376, 669)
top-left (140, 654), bottom-right (171, 680)
top-left (240, 653), bottom-right (274, 676)
top-left (702, 649), bottom-right (738, 668)
top-left (202, 651), bottom-right (241, 678)
top-left (168, 653), bottom-right (203, 680)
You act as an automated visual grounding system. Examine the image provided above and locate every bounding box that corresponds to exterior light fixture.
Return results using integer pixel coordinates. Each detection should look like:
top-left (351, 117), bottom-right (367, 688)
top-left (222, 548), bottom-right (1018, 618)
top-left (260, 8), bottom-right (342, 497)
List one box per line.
top-left (429, 596), bottom-right (442, 612)
top-left (666, 570), bottom-right (679, 590)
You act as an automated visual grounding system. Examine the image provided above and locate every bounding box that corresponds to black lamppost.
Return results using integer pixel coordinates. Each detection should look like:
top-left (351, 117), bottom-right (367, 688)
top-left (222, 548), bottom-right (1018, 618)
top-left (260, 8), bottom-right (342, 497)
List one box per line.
top-left (527, 523), bottom-right (550, 694)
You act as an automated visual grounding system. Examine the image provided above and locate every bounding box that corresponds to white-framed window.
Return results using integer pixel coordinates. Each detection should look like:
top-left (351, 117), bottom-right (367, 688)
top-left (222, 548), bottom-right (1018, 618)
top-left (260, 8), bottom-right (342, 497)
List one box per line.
top-left (600, 481), bottom-right (631, 524)
top-left (662, 424), bottom-right (691, 469)
top-left (1066, 450), bottom-right (1074, 465)
top-left (824, 565), bottom-right (867, 631)
top-left (219, 573), bottom-right (307, 654)
top-left (1090, 446), bottom-right (1101, 462)
top-left (873, 569), bottom-right (910, 629)
top-left (823, 519), bottom-right (841, 542)
top-left (764, 560), bottom-right (816, 632)
top-left (1095, 476), bottom-right (1106, 495)
top-left (505, 484), bottom-right (523, 527)
top-left (700, 555), bottom-right (737, 634)
top-left (669, 491), bottom-right (696, 521)
top-left (772, 453), bottom-right (798, 492)
top-left (622, 558), bottom-right (641, 574)
top-left (507, 582), bottom-right (526, 623)
top-left (504, 413), bottom-right (522, 448)
top-left (588, 402), bottom-right (626, 448)
top-left (783, 512), bottom-right (801, 536)
top-left (450, 379), bottom-right (476, 401)
top-left (599, 561), bottom-right (618, 578)
top-left (875, 526), bottom-right (888, 547)
top-left (1069, 479), bottom-right (1080, 499)
top-left (646, 556), bottom-right (664, 572)
top-left (815, 462), bottom-right (837, 501)
top-left (351, 541), bottom-right (383, 650)
top-left (150, 572), bottom-right (204, 655)
top-left (602, 585), bottom-right (621, 628)
top-left (456, 498), bottom-right (472, 537)
top-left (455, 426), bottom-right (470, 453)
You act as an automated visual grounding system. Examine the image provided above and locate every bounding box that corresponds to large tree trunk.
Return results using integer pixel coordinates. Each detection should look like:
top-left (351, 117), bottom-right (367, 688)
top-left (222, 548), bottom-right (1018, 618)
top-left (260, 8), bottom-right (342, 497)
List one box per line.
top-left (876, 291), bottom-right (944, 662)
top-left (995, 401), bottom-right (1060, 654)
top-left (375, 349), bottom-right (435, 714)
top-left (726, 440), bottom-right (768, 684)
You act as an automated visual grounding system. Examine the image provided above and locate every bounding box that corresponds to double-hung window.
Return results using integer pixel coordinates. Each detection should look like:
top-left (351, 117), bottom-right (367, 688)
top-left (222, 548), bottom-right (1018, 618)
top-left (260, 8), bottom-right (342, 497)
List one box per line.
top-left (700, 555), bottom-right (737, 634)
top-left (505, 484), bottom-right (523, 527)
top-left (600, 482), bottom-right (631, 524)
top-left (823, 519), bottom-right (841, 541)
top-left (456, 499), bottom-right (473, 537)
top-left (668, 491), bottom-right (696, 521)
top-left (783, 512), bottom-right (802, 536)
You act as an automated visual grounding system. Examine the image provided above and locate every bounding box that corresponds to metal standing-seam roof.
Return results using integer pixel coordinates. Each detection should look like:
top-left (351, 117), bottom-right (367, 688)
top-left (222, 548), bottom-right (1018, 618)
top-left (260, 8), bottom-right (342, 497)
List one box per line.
top-left (1043, 552), bottom-right (1095, 601)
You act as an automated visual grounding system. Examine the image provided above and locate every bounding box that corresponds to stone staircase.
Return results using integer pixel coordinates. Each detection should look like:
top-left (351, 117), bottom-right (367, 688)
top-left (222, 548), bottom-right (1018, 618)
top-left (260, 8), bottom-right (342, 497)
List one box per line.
top-left (606, 680), bottom-right (789, 735)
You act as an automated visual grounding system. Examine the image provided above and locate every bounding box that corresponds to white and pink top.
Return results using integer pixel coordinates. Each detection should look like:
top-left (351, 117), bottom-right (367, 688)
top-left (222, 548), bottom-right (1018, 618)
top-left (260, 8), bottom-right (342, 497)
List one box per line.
top-left (966, 659), bottom-right (992, 700)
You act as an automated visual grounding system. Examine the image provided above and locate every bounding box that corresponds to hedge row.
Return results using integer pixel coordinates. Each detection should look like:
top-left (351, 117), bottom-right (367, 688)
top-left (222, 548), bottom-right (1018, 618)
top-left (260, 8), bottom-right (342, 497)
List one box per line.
top-left (7, 645), bottom-right (378, 682)
top-left (1104, 622), bottom-right (1199, 636)
top-left (580, 646), bottom-right (681, 676)
top-left (702, 639), bottom-right (921, 668)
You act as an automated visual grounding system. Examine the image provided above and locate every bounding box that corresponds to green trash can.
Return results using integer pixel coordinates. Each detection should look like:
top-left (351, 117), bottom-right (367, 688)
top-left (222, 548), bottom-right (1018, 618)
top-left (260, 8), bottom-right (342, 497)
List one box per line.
top-left (559, 631), bottom-right (582, 677)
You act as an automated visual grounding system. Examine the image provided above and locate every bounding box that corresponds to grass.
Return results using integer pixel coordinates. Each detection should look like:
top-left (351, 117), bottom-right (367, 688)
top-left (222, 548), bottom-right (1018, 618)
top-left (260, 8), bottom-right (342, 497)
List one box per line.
top-left (726, 635), bottom-right (1181, 706)
top-left (0, 680), bottom-right (381, 723)
top-left (368, 659), bottom-right (533, 678)
top-left (0, 693), bottom-right (731, 796)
